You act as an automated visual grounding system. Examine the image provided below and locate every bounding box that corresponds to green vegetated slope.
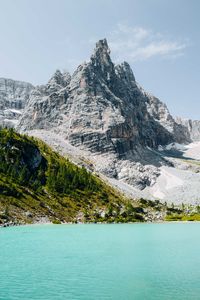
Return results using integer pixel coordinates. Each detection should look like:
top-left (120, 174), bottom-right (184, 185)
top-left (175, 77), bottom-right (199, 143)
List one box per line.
top-left (1, 128), bottom-right (199, 225)
top-left (165, 211), bottom-right (200, 221)
top-left (0, 128), bottom-right (151, 225)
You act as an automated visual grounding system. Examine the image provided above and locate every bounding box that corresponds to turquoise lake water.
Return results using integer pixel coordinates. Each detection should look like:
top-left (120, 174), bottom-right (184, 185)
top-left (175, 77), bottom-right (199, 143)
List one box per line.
top-left (0, 223), bottom-right (200, 300)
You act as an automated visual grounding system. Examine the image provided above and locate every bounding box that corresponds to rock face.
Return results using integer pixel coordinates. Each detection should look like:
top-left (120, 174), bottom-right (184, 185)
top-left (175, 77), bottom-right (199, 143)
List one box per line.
top-left (18, 39), bottom-right (190, 155)
top-left (16, 39), bottom-right (197, 195)
top-left (176, 117), bottom-right (200, 141)
top-left (144, 92), bottom-right (191, 143)
top-left (18, 70), bottom-right (70, 130)
top-left (0, 78), bottom-right (33, 127)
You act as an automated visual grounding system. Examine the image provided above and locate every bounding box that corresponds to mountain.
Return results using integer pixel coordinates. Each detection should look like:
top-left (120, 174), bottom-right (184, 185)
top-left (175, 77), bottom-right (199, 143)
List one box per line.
top-left (2, 39), bottom-right (200, 206)
top-left (0, 78), bottom-right (33, 128)
top-left (18, 39), bottom-right (190, 150)
top-left (175, 117), bottom-right (200, 141)
top-left (16, 39), bottom-right (193, 195)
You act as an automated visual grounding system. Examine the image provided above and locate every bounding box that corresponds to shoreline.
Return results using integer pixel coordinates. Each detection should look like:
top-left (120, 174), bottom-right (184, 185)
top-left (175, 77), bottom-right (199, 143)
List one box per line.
top-left (1, 219), bottom-right (200, 229)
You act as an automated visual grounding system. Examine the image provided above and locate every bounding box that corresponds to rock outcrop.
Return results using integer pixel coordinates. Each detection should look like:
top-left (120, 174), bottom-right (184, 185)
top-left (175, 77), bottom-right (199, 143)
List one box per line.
top-left (176, 117), bottom-right (200, 141)
top-left (18, 39), bottom-right (190, 155)
top-left (14, 39), bottom-right (199, 196)
top-left (18, 70), bottom-right (70, 130)
top-left (0, 78), bottom-right (33, 127)
top-left (144, 91), bottom-right (191, 143)
top-left (0, 38), bottom-right (198, 205)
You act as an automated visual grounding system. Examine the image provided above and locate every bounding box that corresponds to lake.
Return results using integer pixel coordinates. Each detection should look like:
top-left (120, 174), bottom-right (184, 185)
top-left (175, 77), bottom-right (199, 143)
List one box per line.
top-left (0, 223), bottom-right (200, 300)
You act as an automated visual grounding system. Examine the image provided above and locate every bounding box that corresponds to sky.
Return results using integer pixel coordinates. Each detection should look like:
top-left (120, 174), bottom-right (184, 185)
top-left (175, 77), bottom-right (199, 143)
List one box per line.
top-left (0, 0), bottom-right (199, 119)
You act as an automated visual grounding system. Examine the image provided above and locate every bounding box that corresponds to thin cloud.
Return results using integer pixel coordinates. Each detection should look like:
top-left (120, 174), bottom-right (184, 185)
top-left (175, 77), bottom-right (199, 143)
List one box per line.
top-left (108, 24), bottom-right (188, 62)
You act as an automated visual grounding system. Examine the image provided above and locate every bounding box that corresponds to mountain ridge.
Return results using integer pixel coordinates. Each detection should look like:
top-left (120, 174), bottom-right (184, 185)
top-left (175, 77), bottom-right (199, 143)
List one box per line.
top-left (1, 39), bottom-right (200, 205)
top-left (0, 77), bottom-right (33, 128)
top-left (17, 39), bottom-right (191, 148)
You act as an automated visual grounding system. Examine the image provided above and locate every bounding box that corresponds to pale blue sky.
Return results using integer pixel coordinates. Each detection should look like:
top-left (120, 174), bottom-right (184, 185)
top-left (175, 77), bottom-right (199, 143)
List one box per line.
top-left (0, 0), bottom-right (199, 119)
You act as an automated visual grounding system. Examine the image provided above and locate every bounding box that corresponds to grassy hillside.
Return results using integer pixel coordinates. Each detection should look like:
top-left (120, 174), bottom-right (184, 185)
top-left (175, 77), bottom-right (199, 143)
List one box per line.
top-left (1, 128), bottom-right (198, 226)
top-left (0, 128), bottom-right (151, 225)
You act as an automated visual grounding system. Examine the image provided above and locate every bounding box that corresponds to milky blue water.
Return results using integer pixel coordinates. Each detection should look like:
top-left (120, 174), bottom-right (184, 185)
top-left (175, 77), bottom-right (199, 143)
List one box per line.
top-left (0, 223), bottom-right (200, 300)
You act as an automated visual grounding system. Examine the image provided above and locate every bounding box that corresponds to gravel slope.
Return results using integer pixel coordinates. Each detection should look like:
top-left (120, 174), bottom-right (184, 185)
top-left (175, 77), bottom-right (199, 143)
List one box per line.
top-left (28, 130), bottom-right (200, 205)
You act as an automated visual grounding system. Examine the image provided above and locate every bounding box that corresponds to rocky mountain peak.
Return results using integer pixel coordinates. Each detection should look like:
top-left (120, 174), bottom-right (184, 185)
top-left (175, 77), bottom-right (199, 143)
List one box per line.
top-left (92, 38), bottom-right (111, 61)
top-left (90, 38), bottom-right (115, 81)
top-left (14, 38), bottom-right (197, 196)
top-left (17, 39), bottom-right (191, 152)
top-left (48, 69), bottom-right (63, 82)
top-left (47, 69), bottom-right (71, 92)
top-left (115, 62), bottom-right (136, 86)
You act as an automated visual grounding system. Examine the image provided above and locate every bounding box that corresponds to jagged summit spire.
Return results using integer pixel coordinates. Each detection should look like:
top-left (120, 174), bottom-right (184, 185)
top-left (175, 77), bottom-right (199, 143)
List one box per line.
top-left (91, 38), bottom-right (112, 65)
top-left (48, 69), bottom-right (71, 88)
top-left (115, 61), bottom-right (135, 82)
top-left (48, 69), bottom-right (63, 84)
top-left (95, 39), bottom-right (110, 52)
top-left (89, 38), bottom-right (115, 82)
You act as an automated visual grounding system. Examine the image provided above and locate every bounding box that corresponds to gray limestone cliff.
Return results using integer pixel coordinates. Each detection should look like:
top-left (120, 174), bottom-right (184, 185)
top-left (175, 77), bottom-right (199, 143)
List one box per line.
top-left (176, 117), bottom-right (200, 141)
top-left (17, 39), bottom-right (190, 156)
top-left (4, 38), bottom-right (197, 198)
top-left (1, 40), bottom-right (200, 203)
top-left (0, 78), bottom-right (33, 127)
